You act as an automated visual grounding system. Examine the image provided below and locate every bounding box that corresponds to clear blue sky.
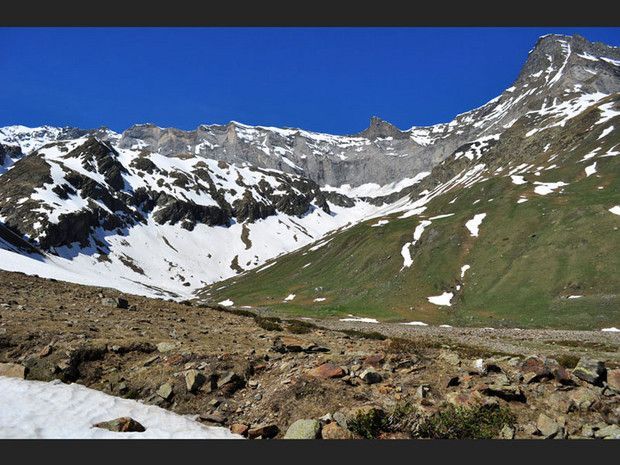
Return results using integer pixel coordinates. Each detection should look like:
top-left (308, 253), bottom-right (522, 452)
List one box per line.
top-left (1, 27), bottom-right (619, 134)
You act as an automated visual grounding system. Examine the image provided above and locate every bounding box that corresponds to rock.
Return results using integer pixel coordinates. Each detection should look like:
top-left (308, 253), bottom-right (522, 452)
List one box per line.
top-left (359, 368), bottom-right (382, 384)
top-left (480, 384), bottom-right (526, 403)
top-left (199, 413), bottom-right (226, 425)
top-left (0, 362), bottom-right (26, 379)
top-left (446, 390), bottom-right (485, 408)
top-left (415, 384), bottom-right (431, 399)
top-left (283, 419), bottom-right (321, 439)
top-left (93, 417), bottom-right (145, 432)
top-left (185, 369), bottom-right (206, 393)
top-left (568, 387), bottom-right (599, 412)
top-left (38, 345), bottom-right (53, 358)
top-left (156, 382), bottom-right (173, 400)
top-left (581, 424), bottom-right (595, 438)
top-left (321, 422), bottom-right (356, 439)
top-left (447, 376), bottom-right (460, 387)
top-left (100, 297), bottom-right (129, 309)
top-left (536, 413), bottom-right (560, 439)
top-left (217, 371), bottom-right (245, 396)
top-left (230, 423), bottom-right (249, 436)
top-left (333, 411), bottom-right (348, 429)
top-left (156, 342), bottom-right (177, 353)
top-left (594, 424), bottom-right (620, 439)
top-left (500, 425), bottom-right (515, 439)
top-left (439, 350), bottom-right (460, 366)
top-left (471, 358), bottom-right (487, 375)
top-left (572, 358), bottom-right (606, 385)
top-left (272, 336), bottom-right (329, 354)
top-left (307, 362), bottom-right (346, 379)
top-left (606, 368), bottom-right (620, 392)
top-left (362, 354), bottom-right (385, 367)
top-left (247, 424), bottom-right (279, 439)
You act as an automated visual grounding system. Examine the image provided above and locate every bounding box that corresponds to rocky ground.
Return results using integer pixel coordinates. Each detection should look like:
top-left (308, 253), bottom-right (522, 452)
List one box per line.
top-left (0, 270), bottom-right (619, 439)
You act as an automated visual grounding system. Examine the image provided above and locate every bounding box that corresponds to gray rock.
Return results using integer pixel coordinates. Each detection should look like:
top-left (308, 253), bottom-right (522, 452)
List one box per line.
top-left (156, 383), bottom-right (173, 400)
top-left (185, 369), bottom-right (206, 393)
top-left (156, 342), bottom-right (177, 353)
top-left (594, 424), bottom-right (620, 439)
top-left (572, 358), bottom-right (606, 385)
top-left (93, 417), bottom-right (145, 432)
top-left (359, 368), bottom-right (382, 384)
top-left (537, 413), bottom-right (560, 438)
top-left (283, 419), bottom-right (321, 439)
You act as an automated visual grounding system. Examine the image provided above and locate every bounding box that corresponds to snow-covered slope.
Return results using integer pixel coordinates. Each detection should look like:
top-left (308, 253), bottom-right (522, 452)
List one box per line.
top-left (0, 376), bottom-right (240, 439)
top-left (0, 136), bottom-right (378, 299)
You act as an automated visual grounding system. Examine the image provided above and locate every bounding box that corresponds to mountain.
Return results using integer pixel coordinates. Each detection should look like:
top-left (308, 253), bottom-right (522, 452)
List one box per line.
top-left (203, 35), bottom-right (620, 330)
top-left (0, 34), bottom-right (619, 329)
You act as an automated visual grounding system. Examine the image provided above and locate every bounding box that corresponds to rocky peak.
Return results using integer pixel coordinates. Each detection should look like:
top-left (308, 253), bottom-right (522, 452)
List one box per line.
top-left (356, 116), bottom-right (408, 140)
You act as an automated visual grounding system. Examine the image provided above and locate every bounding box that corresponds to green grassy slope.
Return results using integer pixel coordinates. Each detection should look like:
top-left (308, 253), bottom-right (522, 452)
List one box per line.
top-left (202, 101), bottom-right (620, 330)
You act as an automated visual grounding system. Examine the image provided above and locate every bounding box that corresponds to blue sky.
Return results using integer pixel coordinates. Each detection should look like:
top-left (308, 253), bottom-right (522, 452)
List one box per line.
top-left (1, 27), bottom-right (618, 134)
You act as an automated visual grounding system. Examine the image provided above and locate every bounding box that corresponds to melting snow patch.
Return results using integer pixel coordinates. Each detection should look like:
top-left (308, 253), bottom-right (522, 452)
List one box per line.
top-left (460, 264), bottom-right (471, 279)
top-left (340, 315), bottom-right (379, 323)
top-left (400, 243), bottom-right (413, 269)
top-left (284, 294), bottom-right (296, 301)
top-left (0, 377), bottom-right (241, 439)
top-left (511, 175), bottom-right (527, 185)
top-left (371, 220), bottom-right (389, 227)
top-left (402, 321), bottom-right (428, 326)
top-left (427, 292), bottom-right (454, 307)
top-left (313, 297), bottom-right (326, 302)
top-left (428, 213), bottom-right (454, 220)
top-left (439, 324), bottom-right (453, 328)
top-left (568, 295), bottom-right (582, 299)
top-left (601, 327), bottom-right (620, 333)
top-left (465, 213), bottom-right (487, 237)
top-left (598, 126), bottom-right (614, 140)
top-left (585, 162), bottom-right (597, 177)
top-left (533, 181), bottom-right (568, 196)
top-left (218, 299), bottom-right (234, 307)
top-left (609, 206), bottom-right (620, 216)
top-left (517, 198), bottom-right (528, 204)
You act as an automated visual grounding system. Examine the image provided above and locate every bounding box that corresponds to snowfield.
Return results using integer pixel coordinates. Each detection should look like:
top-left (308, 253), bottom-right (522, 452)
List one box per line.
top-left (0, 377), bottom-right (241, 439)
top-left (465, 213), bottom-right (487, 237)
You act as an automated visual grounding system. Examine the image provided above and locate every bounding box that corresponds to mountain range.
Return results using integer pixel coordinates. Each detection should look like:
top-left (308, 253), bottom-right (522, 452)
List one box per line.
top-left (1, 34), bottom-right (618, 329)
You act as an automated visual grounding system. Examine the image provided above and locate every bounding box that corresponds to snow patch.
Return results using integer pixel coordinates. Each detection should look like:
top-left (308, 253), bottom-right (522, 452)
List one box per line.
top-left (465, 213), bottom-right (487, 237)
top-left (427, 292), bottom-right (454, 307)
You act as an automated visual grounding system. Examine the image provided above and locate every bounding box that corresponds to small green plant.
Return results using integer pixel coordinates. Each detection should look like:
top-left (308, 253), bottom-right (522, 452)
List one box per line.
top-left (416, 404), bottom-right (515, 439)
top-left (348, 408), bottom-right (387, 439)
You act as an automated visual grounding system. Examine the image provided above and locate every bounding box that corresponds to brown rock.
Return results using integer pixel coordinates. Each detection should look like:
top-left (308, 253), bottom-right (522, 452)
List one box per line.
top-left (247, 423), bottom-right (279, 439)
top-left (93, 417), bottom-right (145, 433)
top-left (362, 354), bottom-right (385, 367)
top-left (307, 362), bottom-right (346, 379)
top-left (321, 422), bottom-right (357, 439)
top-left (230, 423), bottom-right (249, 436)
top-left (606, 369), bottom-right (620, 392)
top-left (0, 362), bottom-right (26, 379)
top-left (446, 390), bottom-right (484, 408)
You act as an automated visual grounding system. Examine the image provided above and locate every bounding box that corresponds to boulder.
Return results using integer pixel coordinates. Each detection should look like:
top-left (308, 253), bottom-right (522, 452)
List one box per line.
top-left (594, 424), bottom-right (620, 439)
top-left (572, 358), bottom-right (606, 385)
top-left (0, 362), bottom-right (26, 379)
top-left (283, 419), bottom-right (321, 439)
top-left (536, 413), bottom-right (560, 439)
top-left (321, 422), bottom-right (356, 439)
top-left (606, 368), bottom-right (620, 392)
top-left (185, 369), bottom-right (206, 393)
top-left (359, 368), bottom-right (382, 384)
top-left (500, 425), bottom-right (515, 439)
top-left (100, 297), bottom-right (129, 309)
top-left (446, 390), bottom-right (485, 408)
top-left (438, 350), bottom-right (460, 366)
top-left (568, 387), bottom-right (599, 412)
top-left (93, 417), bottom-right (145, 432)
top-left (156, 382), bottom-right (173, 400)
top-left (306, 363), bottom-right (345, 379)
top-left (230, 423), bottom-right (249, 436)
top-left (247, 423), bottom-right (279, 439)
top-left (362, 354), bottom-right (385, 367)
top-left (156, 342), bottom-right (177, 353)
